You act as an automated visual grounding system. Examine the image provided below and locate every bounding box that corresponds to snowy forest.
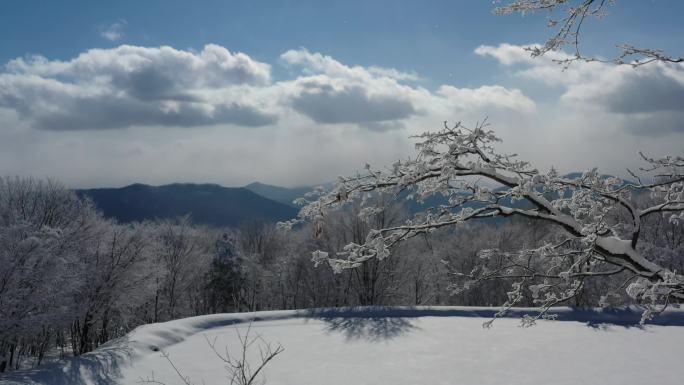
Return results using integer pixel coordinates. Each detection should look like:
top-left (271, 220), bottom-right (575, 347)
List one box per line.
top-left (2, 155), bottom-right (683, 372)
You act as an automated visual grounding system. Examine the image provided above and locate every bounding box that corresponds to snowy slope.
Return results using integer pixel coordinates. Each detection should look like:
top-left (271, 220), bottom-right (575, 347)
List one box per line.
top-left (2, 307), bottom-right (684, 385)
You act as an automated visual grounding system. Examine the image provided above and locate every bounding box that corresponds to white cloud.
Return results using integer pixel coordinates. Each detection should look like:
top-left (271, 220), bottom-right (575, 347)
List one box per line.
top-left (100, 20), bottom-right (127, 42)
top-left (436, 85), bottom-right (536, 113)
top-left (476, 43), bottom-right (684, 135)
top-left (287, 78), bottom-right (417, 124)
top-left (0, 45), bottom-right (533, 131)
top-left (474, 43), bottom-right (533, 66)
top-left (0, 45), bottom-right (275, 130)
top-left (281, 49), bottom-right (420, 81)
top-left (279, 50), bottom-right (422, 125)
top-left (278, 48), bottom-right (533, 126)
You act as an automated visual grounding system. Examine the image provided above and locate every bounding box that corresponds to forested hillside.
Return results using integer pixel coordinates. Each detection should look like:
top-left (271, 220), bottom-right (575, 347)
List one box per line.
top-left (78, 183), bottom-right (298, 227)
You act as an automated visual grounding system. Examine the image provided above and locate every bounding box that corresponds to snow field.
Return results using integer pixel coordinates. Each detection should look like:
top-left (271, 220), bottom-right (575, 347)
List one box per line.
top-left (2, 307), bottom-right (684, 385)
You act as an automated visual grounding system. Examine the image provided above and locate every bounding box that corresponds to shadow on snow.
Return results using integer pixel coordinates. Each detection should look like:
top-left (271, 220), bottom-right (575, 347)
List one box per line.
top-left (302, 306), bottom-right (684, 328)
top-left (0, 338), bottom-right (132, 385)
top-left (3, 305), bottom-right (684, 384)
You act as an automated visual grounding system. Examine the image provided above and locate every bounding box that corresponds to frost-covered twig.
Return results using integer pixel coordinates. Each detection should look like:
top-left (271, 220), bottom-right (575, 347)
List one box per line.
top-left (494, 0), bottom-right (683, 67)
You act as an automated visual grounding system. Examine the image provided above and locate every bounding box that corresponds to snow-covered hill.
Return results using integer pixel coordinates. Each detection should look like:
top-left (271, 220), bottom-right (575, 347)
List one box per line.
top-left (2, 307), bottom-right (684, 385)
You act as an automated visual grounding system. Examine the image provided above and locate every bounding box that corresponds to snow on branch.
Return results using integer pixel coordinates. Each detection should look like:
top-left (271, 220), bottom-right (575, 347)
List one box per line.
top-left (282, 121), bottom-right (684, 324)
top-left (494, 0), bottom-right (684, 67)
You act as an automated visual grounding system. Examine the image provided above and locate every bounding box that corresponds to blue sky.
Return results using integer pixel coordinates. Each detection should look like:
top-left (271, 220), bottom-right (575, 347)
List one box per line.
top-left (3, 0), bottom-right (683, 86)
top-left (0, 0), bottom-right (682, 187)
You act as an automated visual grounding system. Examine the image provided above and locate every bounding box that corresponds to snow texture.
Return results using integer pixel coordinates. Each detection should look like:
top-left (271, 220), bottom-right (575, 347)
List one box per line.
top-left (2, 306), bottom-right (684, 385)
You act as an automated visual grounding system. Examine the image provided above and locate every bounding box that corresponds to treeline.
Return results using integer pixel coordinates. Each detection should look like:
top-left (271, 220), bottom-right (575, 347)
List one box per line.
top-left (0, 177), bottom-right (226, 371)
top-left (1, 177), bottom-right (681, 372)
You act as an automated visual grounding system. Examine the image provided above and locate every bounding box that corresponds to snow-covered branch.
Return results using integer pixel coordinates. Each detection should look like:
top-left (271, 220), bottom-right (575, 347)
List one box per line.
top-left (495, 0), bottom-right (684, 67)
top-left (288, 121), bottom-right (684, 323)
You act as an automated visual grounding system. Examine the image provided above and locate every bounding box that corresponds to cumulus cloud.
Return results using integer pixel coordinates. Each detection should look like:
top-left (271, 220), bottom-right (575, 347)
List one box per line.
top-left (279, 48), bottom-right (531, 126)
top-left (0, 44), bottom-right (550, 187)
top-left (476, 43), bottom-right (684, 134)
top-left (0, 45), bottom-right (536, 131)
top-left (289, 80), bottom-right (416, 124)
top-left (280, 49), bottom-right (422, 125)
top-left (437, 85), bottom-right (536, 113)
top-left (0, 45), bottom-right (275, 130)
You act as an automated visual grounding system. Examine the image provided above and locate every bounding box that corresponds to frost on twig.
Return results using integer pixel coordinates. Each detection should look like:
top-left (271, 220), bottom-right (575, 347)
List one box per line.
top-left (495, 0), bottom-right (683, 67)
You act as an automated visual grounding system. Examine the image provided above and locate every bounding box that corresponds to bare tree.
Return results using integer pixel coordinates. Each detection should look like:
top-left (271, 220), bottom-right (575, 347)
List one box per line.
top-left (322, 195), bottom-right (407, 306)
top-left (285, 121), bottom-right (684, 324)
top-left (204, 323), bottom-right (284, 385)
top-left (138, 322), bottom-right (283, 385)
top-left (495, 0), bottom-right (684, 66)
top-left (152, 217), bottom-right (212, 321)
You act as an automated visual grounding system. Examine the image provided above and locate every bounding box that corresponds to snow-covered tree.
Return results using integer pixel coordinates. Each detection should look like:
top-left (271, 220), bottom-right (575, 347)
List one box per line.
top-left (150, 217), bottom-right (213, 321)
top-left (0, 177), bottom-right (100, 369)
top-left (285, 121), bottom-right (684, 324)
top-left (70, 221), bottom-right (151, 355)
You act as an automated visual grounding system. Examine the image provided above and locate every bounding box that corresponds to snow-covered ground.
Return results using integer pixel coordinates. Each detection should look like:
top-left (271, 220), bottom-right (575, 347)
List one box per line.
top-left (2, 306), bottom-right (684, 385)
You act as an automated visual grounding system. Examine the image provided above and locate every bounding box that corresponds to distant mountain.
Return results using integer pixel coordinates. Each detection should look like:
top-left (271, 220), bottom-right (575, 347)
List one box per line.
top-left (245, 182), bottom-right (314, 207)
top-left (244, 181), bottom-right (519, 217)
top-left (77, 183), bottom-right (298, 227)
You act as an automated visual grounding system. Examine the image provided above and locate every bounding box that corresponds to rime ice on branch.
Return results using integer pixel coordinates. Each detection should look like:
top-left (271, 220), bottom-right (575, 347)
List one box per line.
top-left (281, 121), bottom-right (684, 324)
top-left (494, 0), bottom-right (684, 67)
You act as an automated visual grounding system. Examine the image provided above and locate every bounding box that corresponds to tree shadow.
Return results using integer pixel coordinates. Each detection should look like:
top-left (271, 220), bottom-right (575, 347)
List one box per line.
top-left (556, 307), bottom-right (683, 329)
top-left (301, 305), bottom-right (684, 331)
top-left (583, 322), bottom-right (645, 331)
top-left (304, 307), bottom-right (419, 342)
top-left (0, 337), bottom-right (132, 385)
top-left (321, 316), bottom-right (419, 342)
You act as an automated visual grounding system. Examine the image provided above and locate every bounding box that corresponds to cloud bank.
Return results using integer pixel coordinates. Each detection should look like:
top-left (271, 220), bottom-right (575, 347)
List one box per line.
top-left (0, 43), bottom-right (681, 187)
top-left (0, 45), bottom-right (534, 132)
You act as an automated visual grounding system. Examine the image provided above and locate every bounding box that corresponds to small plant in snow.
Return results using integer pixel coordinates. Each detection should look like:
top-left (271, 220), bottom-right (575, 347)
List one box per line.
top-left (139, 322), bottom-right (284, 385)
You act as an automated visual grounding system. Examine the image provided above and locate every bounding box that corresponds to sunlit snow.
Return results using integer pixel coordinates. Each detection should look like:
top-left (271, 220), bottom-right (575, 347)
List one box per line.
top-left (2, 307), bottom-right (683, 385)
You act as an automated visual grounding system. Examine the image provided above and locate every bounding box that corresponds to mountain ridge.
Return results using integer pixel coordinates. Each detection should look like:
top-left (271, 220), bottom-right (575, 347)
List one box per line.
top-left (244, 181), bottom-right (314, 207)
top-left (77, 183), bottom-right (298, 227)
